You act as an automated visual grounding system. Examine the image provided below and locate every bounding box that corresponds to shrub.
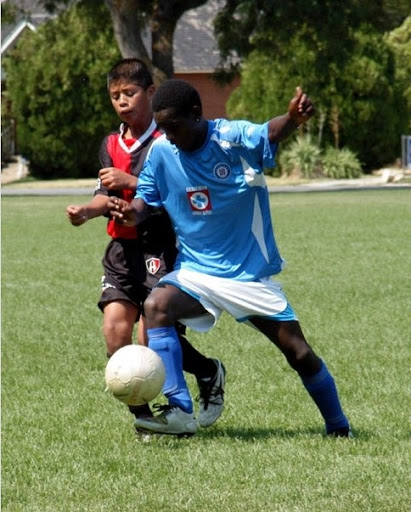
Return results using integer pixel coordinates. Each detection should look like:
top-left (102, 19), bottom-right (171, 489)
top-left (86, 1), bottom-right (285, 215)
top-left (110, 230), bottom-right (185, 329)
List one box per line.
top-left (322, 146), bottom-right (362, 179)
top-left (278, 135), bottom-right (321, 178)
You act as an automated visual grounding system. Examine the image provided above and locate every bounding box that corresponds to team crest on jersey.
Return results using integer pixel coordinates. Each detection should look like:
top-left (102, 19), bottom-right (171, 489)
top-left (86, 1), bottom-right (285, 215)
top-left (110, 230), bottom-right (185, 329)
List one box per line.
top-left (145, 258), bottom-right (161, 275)
top-left (186, 186), bottom-right (212, 215)
top-left (213, 162), bottom-right (230, 180)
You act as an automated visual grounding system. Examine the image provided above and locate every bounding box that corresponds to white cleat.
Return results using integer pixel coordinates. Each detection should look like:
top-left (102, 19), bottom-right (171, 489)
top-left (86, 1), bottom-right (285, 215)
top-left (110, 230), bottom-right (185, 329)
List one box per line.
top-left (196, 359), bottom-right (226, 428)
top-left (134, 404), bottom-right (197, 437)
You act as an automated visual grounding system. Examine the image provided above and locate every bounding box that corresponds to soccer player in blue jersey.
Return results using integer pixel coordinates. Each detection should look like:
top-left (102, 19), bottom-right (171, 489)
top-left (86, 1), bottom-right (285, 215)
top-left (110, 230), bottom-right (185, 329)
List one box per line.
top-left (67, 63), bottom-right (225, 434)
top-left (110, 79), bottom-right (352, 438)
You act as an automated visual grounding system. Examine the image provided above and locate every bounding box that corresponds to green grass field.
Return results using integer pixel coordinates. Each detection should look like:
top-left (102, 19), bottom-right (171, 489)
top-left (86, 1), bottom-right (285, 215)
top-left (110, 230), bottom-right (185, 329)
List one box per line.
top-left (2, 190), bottom-right (410, 512)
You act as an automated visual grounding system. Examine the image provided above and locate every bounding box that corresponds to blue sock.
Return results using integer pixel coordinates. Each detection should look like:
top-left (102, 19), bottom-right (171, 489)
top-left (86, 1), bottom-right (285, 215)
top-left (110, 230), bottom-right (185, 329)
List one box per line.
top-left (301, 360), bottom-right (349, 433)
top-left (147, 327), bottom-right (193, 414)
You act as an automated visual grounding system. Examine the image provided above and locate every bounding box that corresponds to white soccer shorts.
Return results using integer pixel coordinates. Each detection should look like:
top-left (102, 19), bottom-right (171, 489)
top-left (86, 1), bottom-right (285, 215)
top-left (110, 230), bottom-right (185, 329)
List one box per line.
top-left (160, 269), bottom-right (297, 332)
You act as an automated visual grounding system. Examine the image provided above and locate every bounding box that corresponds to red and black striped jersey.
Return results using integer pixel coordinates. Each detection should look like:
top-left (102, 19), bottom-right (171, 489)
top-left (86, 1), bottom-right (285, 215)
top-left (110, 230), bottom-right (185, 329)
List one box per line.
top-left (95, 120), bottom-right (162, 239)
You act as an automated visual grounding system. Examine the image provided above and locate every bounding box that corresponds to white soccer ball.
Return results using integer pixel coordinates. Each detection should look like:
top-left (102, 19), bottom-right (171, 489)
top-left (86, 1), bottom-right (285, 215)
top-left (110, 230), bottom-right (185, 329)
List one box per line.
top-left (105, 345), bottom-right (165, 406)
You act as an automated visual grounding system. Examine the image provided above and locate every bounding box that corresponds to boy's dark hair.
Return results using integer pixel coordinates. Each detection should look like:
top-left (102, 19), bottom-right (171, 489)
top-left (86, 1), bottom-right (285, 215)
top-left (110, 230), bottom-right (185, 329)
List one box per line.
top-left (152, 79), bottom-right (202, 116)
top-left (107, 58), bottom-right (153, 90)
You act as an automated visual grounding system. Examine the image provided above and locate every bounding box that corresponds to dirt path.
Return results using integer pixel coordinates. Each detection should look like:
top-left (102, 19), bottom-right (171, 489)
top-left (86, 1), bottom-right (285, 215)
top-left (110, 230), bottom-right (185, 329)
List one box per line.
top-left (2, 156), bottom-right (409, 193)
top-left (1, 158), bottom-right (29, 185)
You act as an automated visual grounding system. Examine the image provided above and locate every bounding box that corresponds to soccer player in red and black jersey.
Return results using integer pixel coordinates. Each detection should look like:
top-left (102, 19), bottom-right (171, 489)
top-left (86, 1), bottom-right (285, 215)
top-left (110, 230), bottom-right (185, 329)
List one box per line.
top-left (66, 59), bottom-right (225, 433)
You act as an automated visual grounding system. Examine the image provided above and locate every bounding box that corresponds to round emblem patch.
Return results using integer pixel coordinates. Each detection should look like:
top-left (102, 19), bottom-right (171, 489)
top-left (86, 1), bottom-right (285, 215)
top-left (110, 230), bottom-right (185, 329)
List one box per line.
top-left (190, 192), bottom-right (209, 210)
top-left (213, 163), bottom-right (230, 180)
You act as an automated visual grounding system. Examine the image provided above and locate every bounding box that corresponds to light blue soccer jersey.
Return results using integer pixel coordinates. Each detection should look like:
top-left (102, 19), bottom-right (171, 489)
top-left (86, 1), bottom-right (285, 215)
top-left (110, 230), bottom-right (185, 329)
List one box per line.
top-left (136, 118), bottom-right (285, 280)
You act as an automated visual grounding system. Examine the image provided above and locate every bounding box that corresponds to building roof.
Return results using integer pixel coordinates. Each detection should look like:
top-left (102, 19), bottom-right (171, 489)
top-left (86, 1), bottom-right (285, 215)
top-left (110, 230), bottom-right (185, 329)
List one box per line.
top-left (1, 0), bottom-right (57, 52)
top-left (174, 1), bottom-right (221, 72)
top-left (1, 0), bottom-right (222, 71)
top-left (1, 19), bottom-right (36, 53)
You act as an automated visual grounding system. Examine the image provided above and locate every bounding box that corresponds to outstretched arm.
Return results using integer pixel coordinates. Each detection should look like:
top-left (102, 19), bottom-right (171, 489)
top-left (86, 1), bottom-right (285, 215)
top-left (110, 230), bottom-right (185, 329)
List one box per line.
top-left (66, 194), bottom-right (111, 227)
top-left (268, 86), bottom-right (315, 143)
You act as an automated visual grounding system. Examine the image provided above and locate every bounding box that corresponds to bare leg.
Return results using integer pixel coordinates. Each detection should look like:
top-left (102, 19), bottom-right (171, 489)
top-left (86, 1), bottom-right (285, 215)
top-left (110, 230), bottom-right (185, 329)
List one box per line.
top-left (250, 317), bottom-right (321, 377)
top-left (103, 300), bottom-right (139, 356)
top-left (250, 316), bottom-right (350, 435)
top-left (103, 300), bottom-right (151, 418)
top-left (144, 282), bottom-right (206, 328)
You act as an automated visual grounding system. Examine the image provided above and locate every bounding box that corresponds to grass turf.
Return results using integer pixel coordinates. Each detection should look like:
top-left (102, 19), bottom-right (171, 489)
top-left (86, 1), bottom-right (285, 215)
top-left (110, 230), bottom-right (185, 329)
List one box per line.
top-left (1, 190), bottom-right (410, 511)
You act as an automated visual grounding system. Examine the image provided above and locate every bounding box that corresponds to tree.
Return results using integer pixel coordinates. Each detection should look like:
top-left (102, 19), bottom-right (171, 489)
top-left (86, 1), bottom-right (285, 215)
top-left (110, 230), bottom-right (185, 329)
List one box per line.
top-left (3, 1), bottom-right (121, 178)
top-left (2, 0), bottom-right (214, 177)
top-left (105, 0), bottom-right (208, 84)
top-left (337, 26), bottom-right (403, 168)
top-left (32, 0), bottom-right (209, 84)
top-left (213, 0), bottom-right (409, 77)
top-left (226, 23), bottom-right (403, 170)
top-left (386, 16), bottom-right (411, 132)
top-left (1, 1), bottom-right (19, 24)
top-left (219, 1), bottom-right (407, 169)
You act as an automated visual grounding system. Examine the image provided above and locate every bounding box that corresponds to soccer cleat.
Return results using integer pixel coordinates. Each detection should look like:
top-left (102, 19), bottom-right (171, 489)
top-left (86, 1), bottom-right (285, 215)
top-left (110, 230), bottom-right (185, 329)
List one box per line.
top-left (134, 404), bottom-right (197, 437)
top-left (327, 426), bottom-right (354, 438)
top-left (196, 359), bottom-right (226, 428)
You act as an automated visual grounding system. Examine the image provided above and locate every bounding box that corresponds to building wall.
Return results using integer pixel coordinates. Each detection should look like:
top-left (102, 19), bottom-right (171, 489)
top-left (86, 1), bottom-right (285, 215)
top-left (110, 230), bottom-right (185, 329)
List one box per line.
top-left (174, 72), bottom-right (240, 120)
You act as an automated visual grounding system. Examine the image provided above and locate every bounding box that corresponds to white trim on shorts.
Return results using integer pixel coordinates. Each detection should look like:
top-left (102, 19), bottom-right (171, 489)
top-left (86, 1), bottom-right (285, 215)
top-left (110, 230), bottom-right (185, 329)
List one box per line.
top-left (159, 269), bottom-right (298, 332)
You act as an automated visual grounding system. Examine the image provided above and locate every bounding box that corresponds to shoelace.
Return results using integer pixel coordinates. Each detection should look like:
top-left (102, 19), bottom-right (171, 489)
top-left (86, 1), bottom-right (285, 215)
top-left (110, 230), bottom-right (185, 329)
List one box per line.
top-left (152, 403), bottom-right (175, 415)
top-left (196, 377), bottom-right (224, 408)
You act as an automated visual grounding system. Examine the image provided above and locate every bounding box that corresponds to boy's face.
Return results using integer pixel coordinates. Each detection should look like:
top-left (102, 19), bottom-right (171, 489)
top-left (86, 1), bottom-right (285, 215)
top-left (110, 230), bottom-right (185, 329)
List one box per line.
top-left (154, 107), bottom-right (201, 152)
top-left (109, 79), bottom-right (154, 126)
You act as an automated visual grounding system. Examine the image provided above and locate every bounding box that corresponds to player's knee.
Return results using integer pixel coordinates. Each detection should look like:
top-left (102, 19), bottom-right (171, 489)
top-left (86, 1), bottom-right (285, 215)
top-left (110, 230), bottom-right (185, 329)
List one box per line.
top-left (106, 339), bottom-right (131, 357)
top-left (104, 319), bottom-right (133, 353)
top-left (144, 293), bottom-right (176, 324)
top-left (287, 345), bottom-right (321, 376)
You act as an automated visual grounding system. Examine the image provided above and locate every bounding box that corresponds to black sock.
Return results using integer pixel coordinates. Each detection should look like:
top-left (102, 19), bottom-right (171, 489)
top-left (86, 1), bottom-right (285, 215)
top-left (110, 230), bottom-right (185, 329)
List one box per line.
top-left (178, 334), bottom-right (216, 378)
top-left (128, 403), bottom-right (152, 418)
